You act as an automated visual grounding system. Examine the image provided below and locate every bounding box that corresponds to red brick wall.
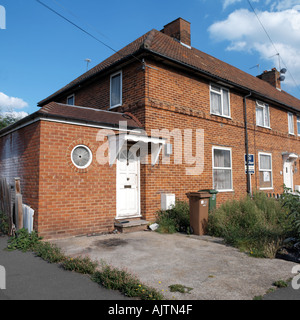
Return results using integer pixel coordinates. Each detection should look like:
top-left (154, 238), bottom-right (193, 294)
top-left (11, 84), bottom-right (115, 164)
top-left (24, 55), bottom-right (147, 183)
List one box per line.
top-left (125, 59), bottom-right (300, 221)
top-left (55, 61), bottom-right (146, 112)
top-left (37, 120), bottom-right (117, 239)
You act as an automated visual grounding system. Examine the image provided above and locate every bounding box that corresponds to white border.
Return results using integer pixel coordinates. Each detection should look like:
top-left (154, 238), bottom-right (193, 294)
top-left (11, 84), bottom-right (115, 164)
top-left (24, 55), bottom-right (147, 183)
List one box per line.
top-left (71, 145), bottom-right (93, 169)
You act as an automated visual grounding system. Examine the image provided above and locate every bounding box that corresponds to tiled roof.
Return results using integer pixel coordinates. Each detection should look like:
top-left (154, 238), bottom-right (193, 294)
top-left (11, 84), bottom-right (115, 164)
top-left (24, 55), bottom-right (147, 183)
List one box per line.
top-left (38, 102), bottom-right (143, 129)
top-left (39, 29), bottom-right (300, 111)
top-left (0, 102), bottom-right (142, 135)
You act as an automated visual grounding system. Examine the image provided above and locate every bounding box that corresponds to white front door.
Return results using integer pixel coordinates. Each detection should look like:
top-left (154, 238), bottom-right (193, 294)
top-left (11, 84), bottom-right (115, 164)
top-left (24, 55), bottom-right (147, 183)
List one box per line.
top-left (116, 148), bottom-right (140, 219)
top-left (283, 160), bottom-right (293, 190)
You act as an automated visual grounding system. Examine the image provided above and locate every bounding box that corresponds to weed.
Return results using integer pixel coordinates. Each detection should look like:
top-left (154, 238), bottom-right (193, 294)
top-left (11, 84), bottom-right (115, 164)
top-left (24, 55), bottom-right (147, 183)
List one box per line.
top-left (92, 263), bottom-right (164, 300)
top-left (168, 284), bottom-right (193, 294)
top-left (33, 241), bottom-right (65, 264)
top-left (61, 256), bottom-right (98, 275)
top-left (273, 280), bottom-right (288, 288)
top-left (7, 229), bottom-right (42, 252)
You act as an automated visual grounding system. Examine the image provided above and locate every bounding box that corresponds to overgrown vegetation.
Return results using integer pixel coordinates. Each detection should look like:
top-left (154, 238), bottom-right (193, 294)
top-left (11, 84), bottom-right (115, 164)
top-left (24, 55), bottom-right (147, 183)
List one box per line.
top-left (280, 188), bottom-right (300, 238)
top-left (7, 229), bottom-right (42, 252)
top-left (62, 256), bottom-right (98, 275)
top-left (207, 192), bottom-right (296, 258)
top-left (92, 263), bottom-right (164, 300)
top-left (6, 228), bottom-right (164, 300)
top-left (0, 211), bottom-right (9, 234)
top-left (156, 200), bottom-right (190, 234)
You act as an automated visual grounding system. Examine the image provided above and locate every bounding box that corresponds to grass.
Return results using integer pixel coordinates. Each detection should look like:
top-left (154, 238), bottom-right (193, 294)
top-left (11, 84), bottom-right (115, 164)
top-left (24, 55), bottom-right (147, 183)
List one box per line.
top-left (6, 228), bottom-right (164, 300)
top-left (207, 192), bottom-right (295, 258)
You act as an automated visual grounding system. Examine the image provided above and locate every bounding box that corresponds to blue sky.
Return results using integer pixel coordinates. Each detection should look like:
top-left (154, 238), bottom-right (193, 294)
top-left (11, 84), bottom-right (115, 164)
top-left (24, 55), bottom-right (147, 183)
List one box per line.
top-left (0, 0), bottom-right (300, 117)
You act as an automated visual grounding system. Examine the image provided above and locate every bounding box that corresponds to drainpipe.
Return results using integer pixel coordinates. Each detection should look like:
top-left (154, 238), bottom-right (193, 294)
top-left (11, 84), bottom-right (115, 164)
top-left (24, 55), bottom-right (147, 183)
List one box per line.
top-left (244, 92), bottom-right (252, 196)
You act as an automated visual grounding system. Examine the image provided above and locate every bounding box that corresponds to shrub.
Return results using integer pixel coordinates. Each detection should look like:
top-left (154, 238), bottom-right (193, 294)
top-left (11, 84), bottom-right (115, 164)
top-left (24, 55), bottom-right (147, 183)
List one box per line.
top-left (156, 200), bottom-right (190, 234)
top-left (92, 263), bottom-right (164, 300)
top-left (7, 229), bottom-right (42, 252)
top-left (280, 187), bottom-right (300, 238)
top-left (207, 192), bottom-right (294, 258)
top-left (61, 256), bottom-right (98, 275)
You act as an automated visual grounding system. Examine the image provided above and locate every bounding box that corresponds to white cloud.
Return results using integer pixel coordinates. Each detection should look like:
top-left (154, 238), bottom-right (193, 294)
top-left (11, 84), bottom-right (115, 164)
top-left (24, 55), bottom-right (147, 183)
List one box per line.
top-left (271, 0), bottom-right (300, 11)
top-left (223, 0), bottom-right (242, 10)
top-left (0, 92), bottom-right (28, 110)
top-left (208, 7), bottom-right (300, 88)
top-left (222, 0), bottom-right (259, 10)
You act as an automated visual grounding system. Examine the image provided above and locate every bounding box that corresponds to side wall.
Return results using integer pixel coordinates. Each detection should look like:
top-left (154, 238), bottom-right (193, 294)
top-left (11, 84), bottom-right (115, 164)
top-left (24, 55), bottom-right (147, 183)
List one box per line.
top-left (0, 122), bottom-right (41, 230)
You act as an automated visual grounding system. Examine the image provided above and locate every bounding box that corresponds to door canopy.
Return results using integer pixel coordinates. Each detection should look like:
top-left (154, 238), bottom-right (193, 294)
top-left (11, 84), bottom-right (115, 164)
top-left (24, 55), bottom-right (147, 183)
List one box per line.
top-left (108, 133), bottom-right (166, 167)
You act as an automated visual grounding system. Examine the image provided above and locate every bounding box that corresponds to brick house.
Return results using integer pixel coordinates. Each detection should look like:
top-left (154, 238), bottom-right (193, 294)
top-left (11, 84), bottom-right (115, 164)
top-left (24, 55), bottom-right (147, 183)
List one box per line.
top-left (0, 18), bottom-right (299, 239)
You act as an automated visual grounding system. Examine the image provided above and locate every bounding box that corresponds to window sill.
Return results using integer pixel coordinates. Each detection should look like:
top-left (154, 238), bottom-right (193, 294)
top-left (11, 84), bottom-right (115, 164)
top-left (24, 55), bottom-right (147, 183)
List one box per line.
top-left (259, 187), bottom-right (274, 191)
top-left (211, 113), bottom-right (232, 120)
top-left (110, 104), bottom-right (122, 110)
top-left (256, 125), bottom-right (272, 130)
top-left (216, 189), bottom-right (234, 193)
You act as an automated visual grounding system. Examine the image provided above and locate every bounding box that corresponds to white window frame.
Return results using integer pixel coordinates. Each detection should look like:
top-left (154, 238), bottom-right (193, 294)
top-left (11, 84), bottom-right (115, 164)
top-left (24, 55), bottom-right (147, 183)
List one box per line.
top-left (110, 71), bottom-right (122, 109)
top-left (288, 112), bottom-right (295, 135)
top-left (71, 145), bottom-right (93, 169)
top-left (256, 101), bottom-right (270, 129)
top-left (210, 84), bottom-right (231, 118)
top-left (67, 94), bottom-right (75, 106)
top-left (258, 152), bottom-right (273, 190)
top-left (212, 146), bottom-right (233, 192)
top-left (297, 116), bottom-right (300, 136)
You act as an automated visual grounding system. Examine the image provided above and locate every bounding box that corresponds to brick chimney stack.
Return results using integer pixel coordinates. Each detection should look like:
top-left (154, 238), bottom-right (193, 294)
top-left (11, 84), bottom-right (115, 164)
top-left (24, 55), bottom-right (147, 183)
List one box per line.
top-left (161, 18), bottom-right (191, 47)
top-left (257, 68), bottom-right (281, 90)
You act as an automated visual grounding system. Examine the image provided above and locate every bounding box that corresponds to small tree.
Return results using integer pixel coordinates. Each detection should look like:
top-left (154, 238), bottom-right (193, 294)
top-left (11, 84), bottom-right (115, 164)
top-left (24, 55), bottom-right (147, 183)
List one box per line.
top-left (0, 111), bottom-right (24, 130)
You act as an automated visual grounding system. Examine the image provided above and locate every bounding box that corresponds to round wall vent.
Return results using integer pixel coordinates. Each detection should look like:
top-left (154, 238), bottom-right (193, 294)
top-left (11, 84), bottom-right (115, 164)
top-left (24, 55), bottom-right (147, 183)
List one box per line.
top-left (71, 145), bottom-right (92, 169)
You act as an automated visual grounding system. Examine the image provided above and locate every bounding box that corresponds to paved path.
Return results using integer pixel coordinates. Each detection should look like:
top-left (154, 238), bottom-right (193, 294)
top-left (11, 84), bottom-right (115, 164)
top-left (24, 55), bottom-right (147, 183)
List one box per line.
top-left (0, 236), bottom-right (129, 300)
top-left (53, 232), bottom-right (299, 300)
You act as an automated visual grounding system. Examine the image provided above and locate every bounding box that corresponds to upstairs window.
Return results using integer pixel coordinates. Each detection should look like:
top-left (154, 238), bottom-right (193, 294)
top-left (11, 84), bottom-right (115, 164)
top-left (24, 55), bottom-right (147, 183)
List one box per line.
top-left (210, 84), bottom-right (230, 118)
top-left (288, 112), bottom-right (295, 135)
top-left (256, 101), bottom-right (270, 128)
top-left (297, 116), bottom-right (300, 136)
top-left (67, 94), bottom-right (75, 106)
top-left (110, 71), bottom-right (122, 108)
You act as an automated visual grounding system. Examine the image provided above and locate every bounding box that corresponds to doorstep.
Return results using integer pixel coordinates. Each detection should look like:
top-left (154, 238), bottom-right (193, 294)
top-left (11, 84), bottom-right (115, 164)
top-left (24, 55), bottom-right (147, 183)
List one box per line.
top-left (114, 219), bottom-right (149, 233)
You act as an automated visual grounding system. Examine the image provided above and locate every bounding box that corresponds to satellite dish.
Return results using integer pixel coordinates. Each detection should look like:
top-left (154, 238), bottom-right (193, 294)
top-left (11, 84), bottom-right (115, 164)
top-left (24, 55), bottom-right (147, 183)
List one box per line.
top-left (278, 75), bottom-right (285, 82)
top-left (280, 68), bottom-right (287, 74)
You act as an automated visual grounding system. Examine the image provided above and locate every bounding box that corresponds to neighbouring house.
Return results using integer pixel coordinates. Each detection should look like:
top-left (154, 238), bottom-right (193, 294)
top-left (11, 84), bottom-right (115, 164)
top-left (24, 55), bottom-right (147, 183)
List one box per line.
top-left (0, 18), bottom-right (299, 239)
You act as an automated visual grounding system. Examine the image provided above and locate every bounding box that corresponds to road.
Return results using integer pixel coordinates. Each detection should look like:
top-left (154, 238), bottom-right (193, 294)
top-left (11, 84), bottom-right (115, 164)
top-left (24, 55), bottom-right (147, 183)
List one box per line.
top-left (0, 235), bottom-right (129, 300)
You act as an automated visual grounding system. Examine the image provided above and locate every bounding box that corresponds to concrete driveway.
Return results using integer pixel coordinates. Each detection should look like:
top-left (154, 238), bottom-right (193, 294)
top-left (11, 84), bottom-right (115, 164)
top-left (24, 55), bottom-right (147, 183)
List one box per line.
top-left (52, 231), bottom-right (297, 300)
